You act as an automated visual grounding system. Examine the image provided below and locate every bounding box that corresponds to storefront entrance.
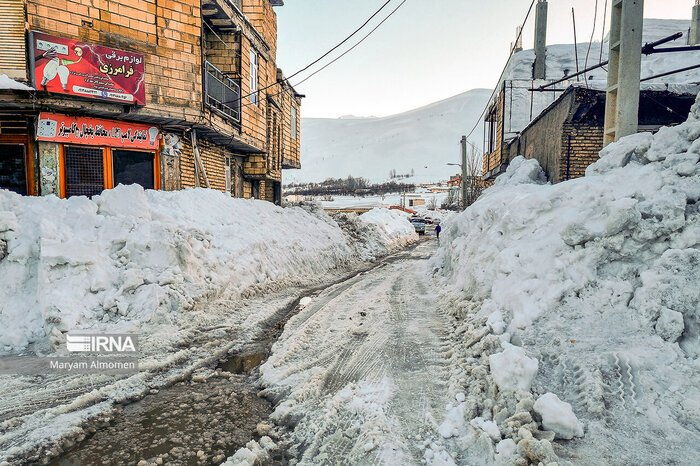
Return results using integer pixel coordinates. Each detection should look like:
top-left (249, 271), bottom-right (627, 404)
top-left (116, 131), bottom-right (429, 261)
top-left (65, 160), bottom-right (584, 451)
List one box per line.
top-left (36, 113), bottom-right (161, 198)
top-left (112, 149), bottom-right (155, 190)
top-left (0, 143), bottom-right (27, 195)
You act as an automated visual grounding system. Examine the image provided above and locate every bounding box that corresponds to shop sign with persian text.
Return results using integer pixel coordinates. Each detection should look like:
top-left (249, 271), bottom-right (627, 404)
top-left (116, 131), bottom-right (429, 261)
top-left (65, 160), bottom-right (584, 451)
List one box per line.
top-left (30, 31), bottom-right (146, 105)
top-left (37, 113), bottom-right (159, 150)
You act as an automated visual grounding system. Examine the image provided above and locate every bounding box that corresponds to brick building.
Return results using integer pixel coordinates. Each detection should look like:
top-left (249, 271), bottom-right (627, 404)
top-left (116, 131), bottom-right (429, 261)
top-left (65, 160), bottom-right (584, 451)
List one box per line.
top-left (0, 0), bottom-right (302, 203)
top-left (483, 85), bottom-right (697, 183)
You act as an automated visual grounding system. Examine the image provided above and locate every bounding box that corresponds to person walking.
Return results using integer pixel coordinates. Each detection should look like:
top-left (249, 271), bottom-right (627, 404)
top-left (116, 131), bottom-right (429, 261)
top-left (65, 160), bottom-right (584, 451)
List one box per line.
top-left (435, 224), bottom-right (441, 244)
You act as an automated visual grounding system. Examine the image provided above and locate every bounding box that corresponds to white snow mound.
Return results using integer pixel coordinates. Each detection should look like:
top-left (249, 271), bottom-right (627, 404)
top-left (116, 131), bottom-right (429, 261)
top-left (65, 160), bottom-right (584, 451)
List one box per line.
top-left (488, 343), bottom-right (539, 392)
top-left (433, 92), bottom-right (700, 463)
top-left (0, 186), bottom-right (417, 352)
top-left (533, 393), bottom-right (584, 440)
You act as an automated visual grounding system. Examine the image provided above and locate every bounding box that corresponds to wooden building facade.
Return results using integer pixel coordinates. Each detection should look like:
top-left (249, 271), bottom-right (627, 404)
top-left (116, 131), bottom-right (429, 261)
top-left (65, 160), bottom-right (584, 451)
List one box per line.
top-left (0, 0), bottom-right (302, 204)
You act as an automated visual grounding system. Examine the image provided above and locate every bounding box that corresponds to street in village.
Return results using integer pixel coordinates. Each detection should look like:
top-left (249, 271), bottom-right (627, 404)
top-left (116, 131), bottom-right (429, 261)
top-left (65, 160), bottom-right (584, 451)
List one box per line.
top-left (1, 0), bottom-right (700, 465)
top-left (45, 237), bottom-right (451, 465)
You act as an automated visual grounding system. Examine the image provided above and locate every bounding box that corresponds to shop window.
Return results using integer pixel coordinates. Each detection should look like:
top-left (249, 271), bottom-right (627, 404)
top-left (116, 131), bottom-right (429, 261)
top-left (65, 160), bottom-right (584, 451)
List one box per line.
top-left (64, 145), bottom-right (105, 197)
top-left (112, 149), bottom-right (155, 190)
top-left (0, 144), bottom-right (27, 194)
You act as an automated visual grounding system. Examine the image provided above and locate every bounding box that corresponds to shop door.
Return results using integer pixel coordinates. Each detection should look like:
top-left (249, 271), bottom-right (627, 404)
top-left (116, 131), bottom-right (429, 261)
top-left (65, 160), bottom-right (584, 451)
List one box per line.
top-left (273, 181), bottom-right (281, 205)
top-left (64, 145), bottom-right (105, 197)
top-left (112, 149), bottom-right (155, 189)
top-left (0, 144), bottom-right (27, 194)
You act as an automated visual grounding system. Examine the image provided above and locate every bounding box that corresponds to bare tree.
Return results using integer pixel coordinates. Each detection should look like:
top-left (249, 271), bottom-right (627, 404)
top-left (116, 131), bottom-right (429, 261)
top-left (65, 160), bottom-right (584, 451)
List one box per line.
top-left (462, 144), bottom-right (484, 208)
top-left (426, 196), bottom-right (437, 210)
top-left (441, 187), bottom-right (460, 210)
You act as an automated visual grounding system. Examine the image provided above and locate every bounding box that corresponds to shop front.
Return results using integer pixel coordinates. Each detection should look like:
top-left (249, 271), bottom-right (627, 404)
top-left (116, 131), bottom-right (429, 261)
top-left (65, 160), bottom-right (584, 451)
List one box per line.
top-left (36, 113), bottom-right (160, 198)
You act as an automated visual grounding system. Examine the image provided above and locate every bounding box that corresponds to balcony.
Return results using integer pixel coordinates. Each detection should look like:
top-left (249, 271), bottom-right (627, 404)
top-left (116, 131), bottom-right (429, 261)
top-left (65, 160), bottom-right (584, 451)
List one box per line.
top-left (204, 61), bottom-right (241, 123)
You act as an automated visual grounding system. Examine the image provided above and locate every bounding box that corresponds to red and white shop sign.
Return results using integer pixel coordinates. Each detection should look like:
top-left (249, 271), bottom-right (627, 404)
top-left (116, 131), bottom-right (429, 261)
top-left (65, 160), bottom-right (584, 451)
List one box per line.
top-left (36, 112), bottom-right (159, 149)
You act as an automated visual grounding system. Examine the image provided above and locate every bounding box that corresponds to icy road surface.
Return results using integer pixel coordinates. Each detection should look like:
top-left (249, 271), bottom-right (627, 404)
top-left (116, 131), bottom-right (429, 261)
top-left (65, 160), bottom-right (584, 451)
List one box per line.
top-left (260, 240), bottom-right (453, 464)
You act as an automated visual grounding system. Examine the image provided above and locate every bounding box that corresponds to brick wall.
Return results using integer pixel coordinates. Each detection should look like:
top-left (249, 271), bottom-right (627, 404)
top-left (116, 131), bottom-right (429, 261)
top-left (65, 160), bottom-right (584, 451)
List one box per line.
top-left (559, 124), bottom-right (604, 182)
top-left (180, 134), bottom-right (246, 194)
top-left (280, 86), bottom-right (301, 168)
top-left (483, 88), bottom-right (506, 176)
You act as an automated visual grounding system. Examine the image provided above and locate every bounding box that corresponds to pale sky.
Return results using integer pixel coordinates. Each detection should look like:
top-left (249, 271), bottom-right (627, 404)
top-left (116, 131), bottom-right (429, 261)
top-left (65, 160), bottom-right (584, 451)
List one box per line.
top-left (275, 0), bottom-right (694, 118)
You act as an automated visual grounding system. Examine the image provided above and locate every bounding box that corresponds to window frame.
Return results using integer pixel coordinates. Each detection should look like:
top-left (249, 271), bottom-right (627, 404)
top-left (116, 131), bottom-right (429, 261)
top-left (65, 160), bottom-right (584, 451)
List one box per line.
top-left (249, 49), bottom-right (259, 105)
top-left (59, 144), bottom-right (160, 198)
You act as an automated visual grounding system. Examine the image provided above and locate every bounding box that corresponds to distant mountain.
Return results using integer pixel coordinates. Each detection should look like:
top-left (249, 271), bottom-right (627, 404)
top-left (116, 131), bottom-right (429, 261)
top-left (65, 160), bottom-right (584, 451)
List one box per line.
top-left (287, 89), bottom-right (492, 184)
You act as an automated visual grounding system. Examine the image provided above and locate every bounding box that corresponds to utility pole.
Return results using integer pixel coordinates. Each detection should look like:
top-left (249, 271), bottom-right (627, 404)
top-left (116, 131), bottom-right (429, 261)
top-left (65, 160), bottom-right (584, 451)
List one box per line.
top-left (534, 0), bottom-right (548, 80)
top-left (460, 136), bottom-right (468, 211)
top-left (691, 1), bottom-right (700, 46)
top-left (603, 0), bottom-right (644, 146)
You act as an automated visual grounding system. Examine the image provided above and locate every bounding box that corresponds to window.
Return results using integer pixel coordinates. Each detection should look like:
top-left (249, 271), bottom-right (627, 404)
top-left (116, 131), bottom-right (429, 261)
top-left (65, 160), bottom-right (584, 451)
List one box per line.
top-left (63, 145), bottom-right (105, 197)
top-left (112, 149), bottom-right (155, 189)
top-left (249, 49), bottom-right (258, 105)
top-left (61, 146), bottom-right (159, 198)
top-left (291, 106), bottom-right (297, 140)
top-left (0, 0), bottom-right (26, 80)
top-left (204, 61), bottom-right (241, 122)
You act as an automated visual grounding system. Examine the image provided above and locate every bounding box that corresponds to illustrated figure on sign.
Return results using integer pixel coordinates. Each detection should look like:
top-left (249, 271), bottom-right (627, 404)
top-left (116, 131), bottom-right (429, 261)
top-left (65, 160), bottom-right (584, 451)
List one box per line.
top-left (36, 45), bottom-right (84, 90)
top-left (162, 133), bottom-right (182, 158)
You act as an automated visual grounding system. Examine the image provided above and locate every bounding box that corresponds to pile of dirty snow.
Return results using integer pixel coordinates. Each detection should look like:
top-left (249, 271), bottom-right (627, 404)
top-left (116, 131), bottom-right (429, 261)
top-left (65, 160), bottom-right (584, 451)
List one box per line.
top-left (430, 96), bottom-right (700, 464)
top-left (0, 186), bottom-right (416, 354)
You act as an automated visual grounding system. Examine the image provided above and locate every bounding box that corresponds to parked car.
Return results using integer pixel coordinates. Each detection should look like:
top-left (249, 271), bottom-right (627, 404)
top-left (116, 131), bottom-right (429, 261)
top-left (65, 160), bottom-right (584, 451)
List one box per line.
top-left (411, 218), bottom-right (426, 235)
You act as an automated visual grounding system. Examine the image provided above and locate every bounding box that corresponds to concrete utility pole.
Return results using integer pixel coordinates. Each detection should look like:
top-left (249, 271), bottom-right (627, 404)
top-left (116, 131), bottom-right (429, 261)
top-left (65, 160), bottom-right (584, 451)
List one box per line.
top-left (534, 0), bottom-right (548, 80)
top-left (691, 1), bottom-right (700, 46)
top-left (460, 136), bottom-right (468, 211)
top-left (603, 0), bottom-right (644, 146)
top-left (513, 26), bottom-right (523, 53)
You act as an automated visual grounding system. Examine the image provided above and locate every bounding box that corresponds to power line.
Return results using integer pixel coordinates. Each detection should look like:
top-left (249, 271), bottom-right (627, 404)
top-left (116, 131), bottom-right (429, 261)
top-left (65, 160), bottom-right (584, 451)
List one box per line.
top-left (584, 0), bottom-right (600, 89)
top-left (241, 0), bottom-right (408, 110)
top-left (239, 0), bottom-right (396, 103)
top-left (599, 0), bottom-right (609, 64)
top-left (293, 0), bottom-right (408, 88)
top-left (464, 0), bottom-right (537, 142)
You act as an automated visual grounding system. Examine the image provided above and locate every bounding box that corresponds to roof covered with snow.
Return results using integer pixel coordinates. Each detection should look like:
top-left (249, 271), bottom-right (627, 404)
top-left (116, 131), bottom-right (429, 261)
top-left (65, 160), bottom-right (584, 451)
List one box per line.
top-left (492, 19), bottom-right (700, 137)
top-left (0, 75), bottom-right (33, 91)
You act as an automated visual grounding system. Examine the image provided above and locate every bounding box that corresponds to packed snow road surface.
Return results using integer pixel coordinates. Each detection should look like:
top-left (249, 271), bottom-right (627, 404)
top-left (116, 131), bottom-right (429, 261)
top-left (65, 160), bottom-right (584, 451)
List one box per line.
top-left (256, 240), bottom-right (453, 465)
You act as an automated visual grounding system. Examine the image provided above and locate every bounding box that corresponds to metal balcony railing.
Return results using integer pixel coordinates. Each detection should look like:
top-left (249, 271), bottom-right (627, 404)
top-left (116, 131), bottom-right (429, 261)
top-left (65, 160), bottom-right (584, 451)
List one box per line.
top-left (204, 61), bottom-right (241, 123)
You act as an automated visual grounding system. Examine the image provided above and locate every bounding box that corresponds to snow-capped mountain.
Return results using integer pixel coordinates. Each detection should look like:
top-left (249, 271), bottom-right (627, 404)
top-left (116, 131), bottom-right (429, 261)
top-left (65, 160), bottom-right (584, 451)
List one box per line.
top-left (287, 88), bottom-right (493, 184)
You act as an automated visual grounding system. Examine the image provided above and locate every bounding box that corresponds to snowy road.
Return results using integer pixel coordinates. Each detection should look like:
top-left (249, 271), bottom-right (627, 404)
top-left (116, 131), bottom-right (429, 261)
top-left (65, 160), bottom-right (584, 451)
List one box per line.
top-left (259, 239), bottom-right (454, 464)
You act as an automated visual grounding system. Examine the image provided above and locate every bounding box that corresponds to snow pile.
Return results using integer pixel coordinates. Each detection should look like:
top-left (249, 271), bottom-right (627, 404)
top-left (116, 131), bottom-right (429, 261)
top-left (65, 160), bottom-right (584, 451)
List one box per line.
top-left (224, 436), bottom-right (276, 466)
top-left (488, 343), bottom-right (539, 392)
top-left (533, 393), bottom-right (584, 440)
top-left (432, 94), bottom-right (700, 463)
top-left (0, 186), bottom-right (416, 353)
top-left (359, 208), bottom-right (418, 250)
top-left (0, 74), bottom-right (33, 91)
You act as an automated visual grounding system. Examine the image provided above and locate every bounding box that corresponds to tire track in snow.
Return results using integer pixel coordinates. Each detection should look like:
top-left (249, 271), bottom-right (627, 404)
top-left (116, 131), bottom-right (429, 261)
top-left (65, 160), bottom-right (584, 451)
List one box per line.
top-left (262, 241), bottom-right (450, 465)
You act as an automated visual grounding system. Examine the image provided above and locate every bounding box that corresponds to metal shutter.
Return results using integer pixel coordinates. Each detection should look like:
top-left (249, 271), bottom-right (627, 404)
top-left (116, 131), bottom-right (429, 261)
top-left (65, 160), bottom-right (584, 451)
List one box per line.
top-left (0, 0), bottom-right (26, 80)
